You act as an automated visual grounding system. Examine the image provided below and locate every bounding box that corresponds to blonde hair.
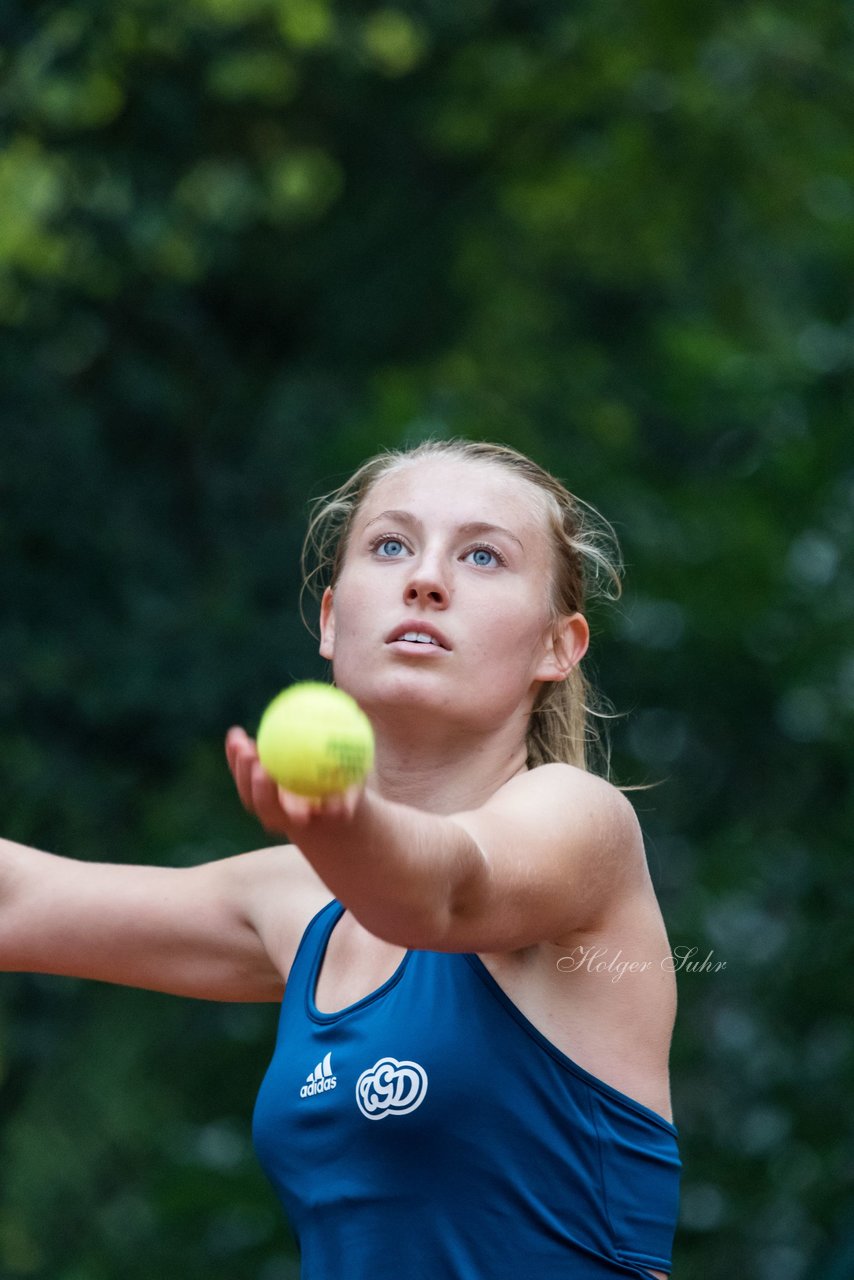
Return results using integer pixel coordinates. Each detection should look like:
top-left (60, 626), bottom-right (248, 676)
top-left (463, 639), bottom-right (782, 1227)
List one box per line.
top-left (301, 439), bottom-right (623, 775)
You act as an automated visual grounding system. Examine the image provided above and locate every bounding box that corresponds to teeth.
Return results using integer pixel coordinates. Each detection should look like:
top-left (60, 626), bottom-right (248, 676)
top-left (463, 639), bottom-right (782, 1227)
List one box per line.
top-left (401, 631), bottom-right (439, 645)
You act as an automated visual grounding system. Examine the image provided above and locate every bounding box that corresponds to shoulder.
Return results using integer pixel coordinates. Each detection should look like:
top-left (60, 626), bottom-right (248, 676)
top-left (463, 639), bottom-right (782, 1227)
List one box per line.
top-left (443, 764), bottom-right (648, 952)
top-left (481, 763), bottom-right (644, 865)
top-left (498, 759), bottom-right (635, 806)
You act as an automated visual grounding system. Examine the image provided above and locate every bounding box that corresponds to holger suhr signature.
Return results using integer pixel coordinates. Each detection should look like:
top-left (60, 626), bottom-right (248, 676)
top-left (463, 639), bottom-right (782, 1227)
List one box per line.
top-left (556, 945), bottom-right (726, 982)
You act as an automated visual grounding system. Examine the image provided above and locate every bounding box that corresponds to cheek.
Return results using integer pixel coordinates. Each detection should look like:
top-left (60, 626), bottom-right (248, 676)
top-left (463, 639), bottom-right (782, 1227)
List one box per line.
top-left (327, 582), bottom-right (370, 650)
top-left (469, 609), bottom-right (550, 670)
top-left (506, 576), bottom-right (554, 635)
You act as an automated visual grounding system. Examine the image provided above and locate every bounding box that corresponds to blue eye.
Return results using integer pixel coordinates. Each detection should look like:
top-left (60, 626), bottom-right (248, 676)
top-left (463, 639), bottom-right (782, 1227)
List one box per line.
top-left (465, 546), bottom-right (501, 567)
top-left (375, 538), bottom-right (407, 558)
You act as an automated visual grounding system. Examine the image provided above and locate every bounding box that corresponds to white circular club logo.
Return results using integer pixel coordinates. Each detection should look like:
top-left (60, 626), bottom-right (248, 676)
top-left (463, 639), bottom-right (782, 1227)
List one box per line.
top-left (355, 1056), bottom-right (428, 1120)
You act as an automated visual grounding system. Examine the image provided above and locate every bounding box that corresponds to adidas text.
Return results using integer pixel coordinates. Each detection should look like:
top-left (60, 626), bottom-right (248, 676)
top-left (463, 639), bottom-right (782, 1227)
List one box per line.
top-left (300, 1051), bottom-right (337, 1099)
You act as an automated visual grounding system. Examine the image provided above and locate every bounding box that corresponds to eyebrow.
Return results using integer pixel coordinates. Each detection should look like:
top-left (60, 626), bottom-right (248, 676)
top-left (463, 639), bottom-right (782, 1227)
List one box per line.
top-left (362, 510), bottom-right (525, 551)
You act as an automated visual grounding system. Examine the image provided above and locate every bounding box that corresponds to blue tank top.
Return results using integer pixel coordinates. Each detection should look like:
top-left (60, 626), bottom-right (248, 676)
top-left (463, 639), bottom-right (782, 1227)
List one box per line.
top-left (253, 899), bottom-right (681, 1280)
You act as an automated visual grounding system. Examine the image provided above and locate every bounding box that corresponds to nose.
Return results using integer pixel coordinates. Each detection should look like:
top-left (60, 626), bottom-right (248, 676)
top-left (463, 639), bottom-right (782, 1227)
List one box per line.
top-left (404, 554), bottom-right (450, 610)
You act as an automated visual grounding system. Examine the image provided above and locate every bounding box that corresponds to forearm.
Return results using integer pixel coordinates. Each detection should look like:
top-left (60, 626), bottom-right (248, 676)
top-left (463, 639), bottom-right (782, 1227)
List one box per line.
top-left (0, 837), bottom-right (45, 968)
top-left (288, 789), bottom-right (485, 948)
top-left (0, 836), bottom-right (31, 898)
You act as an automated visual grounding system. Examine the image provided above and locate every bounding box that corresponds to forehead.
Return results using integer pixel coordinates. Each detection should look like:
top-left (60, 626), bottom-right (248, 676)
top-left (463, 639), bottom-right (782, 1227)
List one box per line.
top-left (357, 456), bottom-right (549, 536)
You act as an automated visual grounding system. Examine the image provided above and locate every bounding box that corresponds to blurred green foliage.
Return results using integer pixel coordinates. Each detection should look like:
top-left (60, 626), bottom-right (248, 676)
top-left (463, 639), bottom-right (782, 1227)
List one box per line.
top-left (2, 0), bottom-right (853, 1277)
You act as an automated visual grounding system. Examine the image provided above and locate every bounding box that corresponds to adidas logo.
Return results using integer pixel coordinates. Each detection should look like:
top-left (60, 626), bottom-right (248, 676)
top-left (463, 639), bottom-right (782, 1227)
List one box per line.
top-left (299, 1051), bottom-right (337, 1099)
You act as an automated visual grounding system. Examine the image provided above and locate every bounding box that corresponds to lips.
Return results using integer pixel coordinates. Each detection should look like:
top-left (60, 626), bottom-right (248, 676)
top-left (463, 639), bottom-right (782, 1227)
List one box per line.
top-left (385, 622), bottom-right (451, 650)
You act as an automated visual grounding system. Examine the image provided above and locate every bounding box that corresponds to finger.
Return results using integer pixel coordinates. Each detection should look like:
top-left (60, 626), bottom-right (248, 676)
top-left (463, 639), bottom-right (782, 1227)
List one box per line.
top-left (231, 733), bottom-right (262, 815)
top-left (341, 782), bottom-right (364, 819)
top-left (276, 782), bottom-right (364, 824)
top-left (276, 788), bottom-right (317, 825)
top-left (314, 783), bottom-right (363, 821)
top-left (225, 726), bottom-right (248, 778)
top-left (250, 762), bottom-right (293, 834)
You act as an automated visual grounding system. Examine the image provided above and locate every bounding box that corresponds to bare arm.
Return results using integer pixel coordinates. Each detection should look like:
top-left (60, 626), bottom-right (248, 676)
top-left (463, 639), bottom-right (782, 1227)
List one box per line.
top-left (227, 727), bottom-right (648, 952)
top-left (327, 768), bottom-right (646, 951)
top-left (0, 837), bottom-right (329, 1001)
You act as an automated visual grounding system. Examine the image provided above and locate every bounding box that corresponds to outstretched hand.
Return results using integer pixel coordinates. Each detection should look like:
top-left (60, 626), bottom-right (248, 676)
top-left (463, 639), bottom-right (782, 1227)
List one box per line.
top-left (225, 726), bottom-right (364, 834)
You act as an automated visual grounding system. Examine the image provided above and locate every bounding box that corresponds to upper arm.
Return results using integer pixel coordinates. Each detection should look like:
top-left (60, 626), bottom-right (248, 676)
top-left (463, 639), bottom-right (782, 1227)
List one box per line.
top-left (0, 839), bottom-right (328, 1001)
top-left (441, 765), bottom-right (648, 953)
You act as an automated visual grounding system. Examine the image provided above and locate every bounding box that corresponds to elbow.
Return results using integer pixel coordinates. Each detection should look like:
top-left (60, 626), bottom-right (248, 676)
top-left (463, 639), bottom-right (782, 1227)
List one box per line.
top-left (339, 816), bottom-right (488, 951)
top-left (346, 896), bottom-right (456, 951)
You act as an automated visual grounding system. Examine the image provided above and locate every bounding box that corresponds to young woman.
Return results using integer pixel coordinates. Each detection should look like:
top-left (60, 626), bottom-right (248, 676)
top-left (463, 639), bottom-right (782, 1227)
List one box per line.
top-left (1, 440), bottom-right (680, 1279)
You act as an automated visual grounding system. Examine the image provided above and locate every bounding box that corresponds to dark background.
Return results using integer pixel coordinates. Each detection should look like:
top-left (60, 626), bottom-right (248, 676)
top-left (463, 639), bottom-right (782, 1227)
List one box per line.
top-left (1, 2), bottom-right (853, 1277)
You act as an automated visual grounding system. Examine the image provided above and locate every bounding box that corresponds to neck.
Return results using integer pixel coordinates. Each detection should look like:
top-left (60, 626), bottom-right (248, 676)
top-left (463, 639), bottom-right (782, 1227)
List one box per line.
top-left (365, 709), bottom-right (530, 814)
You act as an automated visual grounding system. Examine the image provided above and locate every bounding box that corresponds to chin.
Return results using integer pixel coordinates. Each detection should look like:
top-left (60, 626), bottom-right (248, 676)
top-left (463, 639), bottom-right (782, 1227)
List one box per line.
top-left (336, 662), bottom-right (447, 711)
top-left (342, 666), bottom-right (519, 735)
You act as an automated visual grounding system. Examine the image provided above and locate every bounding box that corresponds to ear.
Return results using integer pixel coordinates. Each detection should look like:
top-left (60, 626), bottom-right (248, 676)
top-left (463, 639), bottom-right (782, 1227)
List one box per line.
top-left (319, 587), bottom-right (336, 660)
top-left (535, 612), bottom-right (590, 683)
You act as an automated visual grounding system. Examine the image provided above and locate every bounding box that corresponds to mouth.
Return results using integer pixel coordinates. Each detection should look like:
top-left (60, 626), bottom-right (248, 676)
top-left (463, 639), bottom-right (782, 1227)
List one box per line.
top-left (385, 623), bottom-right (451, 651)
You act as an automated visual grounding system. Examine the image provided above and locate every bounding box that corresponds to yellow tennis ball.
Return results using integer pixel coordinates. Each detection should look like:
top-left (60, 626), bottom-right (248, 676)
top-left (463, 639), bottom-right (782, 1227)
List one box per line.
top-left (256, 682), bottom-right (374, 798)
